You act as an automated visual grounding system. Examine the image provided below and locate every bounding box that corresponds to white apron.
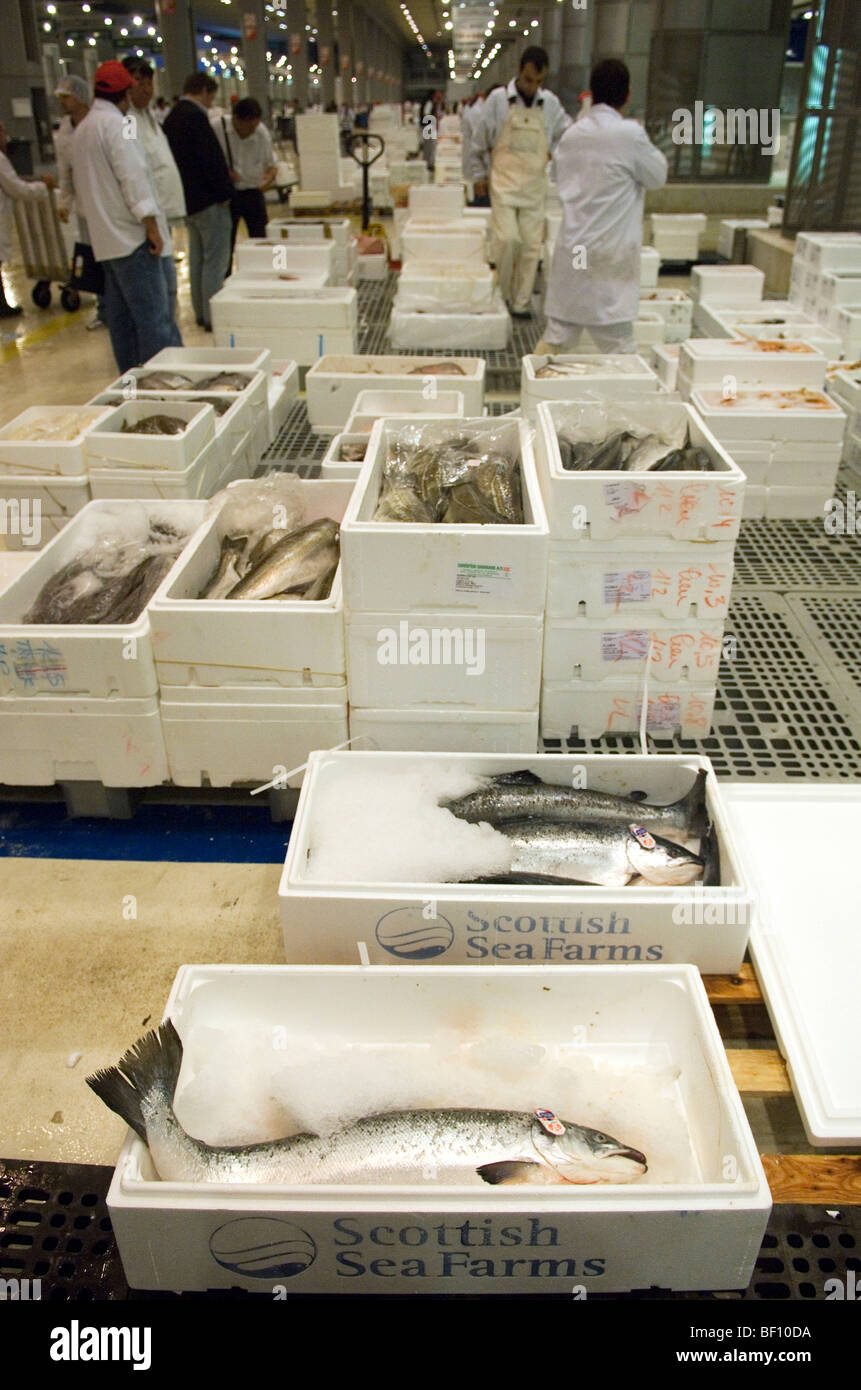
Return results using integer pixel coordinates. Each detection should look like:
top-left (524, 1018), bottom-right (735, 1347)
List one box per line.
top-left (490, 101), bottom-right (548, 209)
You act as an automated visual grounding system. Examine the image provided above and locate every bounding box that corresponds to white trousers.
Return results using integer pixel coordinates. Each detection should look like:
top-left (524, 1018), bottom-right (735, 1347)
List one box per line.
top-left (490, 198), bottom-right (545, 313)
top-left (543, 316), bottom-right (638, 354)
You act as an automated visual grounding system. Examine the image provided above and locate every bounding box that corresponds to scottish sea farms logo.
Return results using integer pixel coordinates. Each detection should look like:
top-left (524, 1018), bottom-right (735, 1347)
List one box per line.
top-left (209, 1218), bottom-right (317, 1278)
top-left (375, 905), bottom-right (455, 959)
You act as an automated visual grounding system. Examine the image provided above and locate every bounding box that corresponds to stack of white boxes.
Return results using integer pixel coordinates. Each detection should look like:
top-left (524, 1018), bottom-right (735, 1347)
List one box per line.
top-left (149, 479), bottom-right (354, 788)
top-left (717, 219), bottom-right (768, 262)
top-left (269, 217), bottom-right (358, 286)
top-left (0, 499), bottom-right (205, 788)
top-left (305, 354), bottom-right (487, 439)
top-left (520, 352), bottom-right (660, 421)
top-left (0, 405), bottom-right (109, 551)
top-left (690, 264), bottom-right (765, 334)
top-left (295, 113), bottom-right (353, 201)
top-left (651, 213), bottom-right (707, 262)
top-left (434, 112), bottom-right (463, 184)
top-left (231, 238), bottom-right (335, 286)
top-left (675, 338), bottom-right (828, 401)
top-left (533, 397), bottom-right (746, 741)
top-left (691, 384), bottom-right (848, 519)
top-left (829, 368), bottom-right (861, 475)
top-left (693, 299), bottom-right (844, 355)
top-left (210, 282), bottom-right (358, 364)
top-left (789, 232), bottom-right (861, 354)
top-left (340, 416), bottom-right (549, 752)
top-left (638, 289), bottom-right (693, 343)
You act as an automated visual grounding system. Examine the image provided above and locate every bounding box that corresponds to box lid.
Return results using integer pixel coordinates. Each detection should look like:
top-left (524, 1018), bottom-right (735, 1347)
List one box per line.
top-left (722, 784), bottom-right (861, 1146)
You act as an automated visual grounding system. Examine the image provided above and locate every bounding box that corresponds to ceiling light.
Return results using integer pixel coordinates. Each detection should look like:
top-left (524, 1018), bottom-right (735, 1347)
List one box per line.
top-left (66, 36), bottom-right (73, 45)
top-left (103, 13), bottom-right (111, 22)
top-left (82, 2), bottom-right (90, 9)
top-left (120, 26), bottom-right (128, 34)
top-left (46, 2), bottom-right (56, 11)
top-left (132, 13), bottom-right (142, 24)
top-left (147, 24), bottom-right (156, 35)
top-left (42, 20), bottom-right (50, 29)
top-left (88, 35), bottom-right (96, 44)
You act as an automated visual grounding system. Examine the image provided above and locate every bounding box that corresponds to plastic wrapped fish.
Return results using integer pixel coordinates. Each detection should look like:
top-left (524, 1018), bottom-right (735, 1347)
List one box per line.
top-left (120, 414), bottom-right (188, 436)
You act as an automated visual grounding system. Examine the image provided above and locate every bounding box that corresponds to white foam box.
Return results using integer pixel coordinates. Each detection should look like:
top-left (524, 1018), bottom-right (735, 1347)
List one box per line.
top-left (843, 430), bottom-right (861, 476)
top-left (84, 400), bottom-right (216, 473)
top-left (214, 324), bottom-right (357, 365)
top-left (543, 615), bottom-right (724, 685)
top-left (717, 219), bottom-right (768, 261)
top-left (0, 407), bottom-right (111, 477)
top-left (233, 239), bottom-right (335, 281)
top-left (88, 433), bottom-right (230, 502)
top-left (690, 265), bottom-right (764, 305)
top-left (689, 387), bottom-right (847, 444)
top-left (733, 321), bottom-right (844, 355)
top-left (104, 379), bottom-right (263, 457)
top-left (546, 537), bottom-right (735, 621)
top-left (160, 684), bottom-right (348, 787)
top-left (396, 264), bottom-right (495, 312)
top-left (729, 442), bottom-right (840, 489)
top-left (835, 306), bottom-right (861, 355)
top-left (651, 344), bottom-right (680, 391)
top-left (652, 214), bottom-right (707, 236)
top-left (389, 295), bottom-right (509, 351)
top-left (535, 398), bottom-right (746, 542)
top-left (401, 225), bottom-right (486, 265)
top-left (830, 367), bottom-right (861, 415)
top-left (0, 692), bottom-right (167, 785)
top-left (289, 190), bottom-right (335, 211)
top-left (638, 291), bottom-right (693, 342)
top-left (819, 271), bottom-right (861, 317)
top-left (211, 284), bottom-right (357, 331)
top-left (521, 355), bottom-right (658, 420)
top-left (678, 339), bottom-right (827, 390)
top-left (639, 246), bottom-right (660, 289)
top-left (806, 237), bottom-right (861, 273)
top-left (149, 479), bottom-right (353, 691)
top-left (146, 345), bottom-right (274, 382)
top-left (267, 362), bottom-right (300, 443)
top-left (281, 750), bottom-right (749, 972)
top-left (320, 433), bottom-right (367, 480)
top-left (540, 680), bottom-right (717, 742)
top-left (306, 356), bottom-right (486, 430)
top-left (0, 500), bottom-right (205, 699)
top-left (356, 253), bottom-right (388, 282)
top-left (341, 418), bottom-right (548, 617)
top-left (346, 611), bottom-right (542, 710)
top-left (270, 217), bottom-right (352, 247)
top-left (0, 475), bottom-right (91, 550)
top-left (103, 962), bottom-right (770, 1294)
top-left (344, 390), bottom-right (466, 433)
top-left (408, 184), bottom-right (464, 218)
top-left (348, 704), bottom-right (539, 753)
top-left (633, 311), bottom-right (665, 347)
top-left (652, 231), bottom-right (700, 261)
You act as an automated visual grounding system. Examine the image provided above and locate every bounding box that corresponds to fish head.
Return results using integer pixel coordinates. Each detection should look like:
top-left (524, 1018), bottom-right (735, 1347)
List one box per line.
top-left (530, 1111), bottom-right (647, 1183)
top-left (625, 824), bottom-right (703, 885)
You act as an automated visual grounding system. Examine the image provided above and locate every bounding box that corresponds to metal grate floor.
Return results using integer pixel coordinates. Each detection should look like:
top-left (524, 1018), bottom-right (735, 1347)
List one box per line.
top-left (733, 474), bottom-right (858, 590)
top-left (787, 589), bottom-right (861, 705)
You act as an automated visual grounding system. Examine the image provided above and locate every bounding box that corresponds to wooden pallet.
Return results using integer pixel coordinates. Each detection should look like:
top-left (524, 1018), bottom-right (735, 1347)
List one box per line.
top-left (704, 963), bottom-right (861, 1204)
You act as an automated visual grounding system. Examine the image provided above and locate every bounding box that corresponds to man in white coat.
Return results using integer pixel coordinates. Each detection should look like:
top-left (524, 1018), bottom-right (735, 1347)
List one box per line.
top-left (0, 122), bottom-right (54, 317)
top-left (468, 47), bottom-right (568, 318)
top-left (539, 60), bottom-right (667, 353)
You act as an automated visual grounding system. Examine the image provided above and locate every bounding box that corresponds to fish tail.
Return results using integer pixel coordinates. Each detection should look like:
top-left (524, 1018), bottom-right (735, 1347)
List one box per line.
top-left (676, 768), bottom-right (709, 835)
top-left (86, 1019), bottom-right (184, 1143)
top-left (700, 821), bottom-right (721, 886)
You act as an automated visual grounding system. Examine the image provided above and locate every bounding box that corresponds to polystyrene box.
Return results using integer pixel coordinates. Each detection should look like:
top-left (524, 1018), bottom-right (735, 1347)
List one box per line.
top-left (733, 321), bottom-right (844, 354)
top-left (534, 398), bottom-right (746, 541)
top-left (356, 253), bottom-right (388, 282)
top-left (807, 239), bottom-right (861, 273)
top-left (690, 265), bottom-right (764, 305)
top-left (84, 400), bottom-right (216, 473)
top-left (147, 345), bottom-right (273, 381)
top-left (652, 232), bottom-right (700, 261)
top-left (540, 680), bottom-right (717, 743)
top-left (0, 691), bottom-right (167, 785)
top-left (639, 246), bottom-right (660, 288)
top-left (88, 433), bottom-right (229, 502)
top-left (819, 271), bottom-right (861, 309)
top-left (149, 479), bottom-right (353, 690)
top-left (633, 312), bottom-right (665, 346)
top-left (346, 611), bottom-right (542, 710)
top-left (717, 219), bottom-right (768, 261)
top-left (233, 239), bottom-right (335, 281)
top-left (651, 344), bottom-right (680, 391)
top-left (160, 684), bottom-right (348, 787)
top-left (389, 295), bottom-right (510, 352)
top-left (0, 500), bottom-right (205, 698)
top-left (213, 324), bottom-right (357, 365)
top-left (280, 751), bottom-right (750, 974)
top-left (306, 356), bottom-right (486, 430)
top-left (0, 406), bottom-right (111, 477)
top-left (320, 433), bottom-right (367, 479)
top-left (211, 285), bottom-right (357, 330)
top-left (689, 387), bottom-right (847, 444)
top-left (348, 704), bottom-right (539, 753)
top-left (408, 184), bottom-right (465, 217)
top-left (269, 217), bottom-right (352, 247)
top-left (835, 307), bottom-right (861, 355)
top-left (397, 265), bottom-right (496, 312)
top-left (102, 962), bottom-right (770, 1294)
top-left (546, 537), bottom-right (735, 621)
top-left (341, 418), bottom-right (549, 617)
top-left (0, 475), bottom-right (90, 551)
top-left (521, 355), bottom-right (658, 419)
top-left (638, 291), bottom-right (693, 337)
top-left (401, 226), bottom-right (486, 265)
top-left (678, 339), bottom-right (827, 390)
top-left (542, 615), bottom-right (724, 684)
top-left (344, 391), bottom-right (466, 433)
top-left (652, 213), bottom-right (707, 235)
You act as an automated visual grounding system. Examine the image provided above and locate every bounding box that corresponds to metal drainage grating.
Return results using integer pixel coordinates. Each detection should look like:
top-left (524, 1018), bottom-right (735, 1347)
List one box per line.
top-left (543, 591), bottom-right (861, 780)
top-left (0, 1158), bottom-right (126, 1301)
top-left (787, 588), bottom-right (861, 705)
top-left (260, 399), bottom-right (327, 475)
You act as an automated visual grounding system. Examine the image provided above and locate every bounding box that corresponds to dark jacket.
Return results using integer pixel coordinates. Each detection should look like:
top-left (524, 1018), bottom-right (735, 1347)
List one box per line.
top-left (163, 97), bottom-right (233, 215)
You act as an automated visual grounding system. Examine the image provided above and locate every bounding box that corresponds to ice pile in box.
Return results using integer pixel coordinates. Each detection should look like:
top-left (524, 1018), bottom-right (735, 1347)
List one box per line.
top-left (340, 415), bottom-right (548, 753)
top-left (533, 395), bottom-right (744, 740)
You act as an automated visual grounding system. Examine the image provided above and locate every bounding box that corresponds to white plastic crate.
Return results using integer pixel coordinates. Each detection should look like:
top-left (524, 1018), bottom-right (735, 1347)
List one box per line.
top-left (280, 751), bottom-right (749, 973)
top-left (535, 398), bottom-right (746, 541)
top-left (0, 407), bottom-right (110, 477)
top-left (103, 962), bottom-right (769, 1294)
top-left (0, 500), bottom-right (205, 698)
top-left (0, 474), bottom-right (90, 551)
top-left (546, 536), bottom-right (735, 621)
top-left (690, 265), bottom-right (764, 305)
top-left (346, 611), bottom-right (542, 710)
top-left (677, 339), bottom-right (827, 390)
top-left (0, 692), bottom-right (167, 785)
top-left (85, 400), bottom-right (216, 473)
top-left (341, 418), bottom-right (549, 617)
top-left (149, 479), bottom-right (353, 691)
top-left (348, 704), bottom-right (539, 753)
top-left (389, 295), bottom-right (509, 351)
top-left (396, 264), bottom-right (496, 312)
top-left (306, 356), bottom-right (486, 430)
top-left (542, 615), bottom-right (724, 684)
top-left (160, 683), bottom-right (348, 787)
top-left (690, 387), bottom-right (847, 444)
top-left (521, 354), bottom-right (658, 420)
top-left (540, 680), bottom-right (716, 742)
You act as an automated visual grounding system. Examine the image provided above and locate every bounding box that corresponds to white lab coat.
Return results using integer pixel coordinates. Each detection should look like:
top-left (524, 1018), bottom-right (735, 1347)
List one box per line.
top-left (0, 151), bottom-right (48, 261)
top-left (467, 79), bottom-right (568, 186)
top-left (548, 104), bottom-right (667, 326)
top-left (460, 100), bottom-right (483, 180)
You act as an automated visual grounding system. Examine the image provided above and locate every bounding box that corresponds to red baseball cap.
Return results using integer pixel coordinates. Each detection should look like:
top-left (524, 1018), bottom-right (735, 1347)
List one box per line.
top-left (94, 60), bottom-right (134, 94)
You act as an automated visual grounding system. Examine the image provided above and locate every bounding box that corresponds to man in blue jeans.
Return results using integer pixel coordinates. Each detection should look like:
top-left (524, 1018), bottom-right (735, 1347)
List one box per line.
top-left (71, 61), bottom-right (177, 372)
top-left (164, 73), bottom-right (233, 331)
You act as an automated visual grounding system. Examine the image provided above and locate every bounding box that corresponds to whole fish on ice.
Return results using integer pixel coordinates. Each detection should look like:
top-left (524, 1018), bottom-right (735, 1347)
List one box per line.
top-left (87, 1021), bottom-right (647, 1186)
top-left (504, 819), bottom-right (705, 887)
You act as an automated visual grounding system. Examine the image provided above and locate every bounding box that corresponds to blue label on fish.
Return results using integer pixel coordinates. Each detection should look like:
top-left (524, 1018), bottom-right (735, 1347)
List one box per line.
top-left (629, 824), bottom-right (657, 850)
top-left (534, 1108), bottom-right (565, 1136)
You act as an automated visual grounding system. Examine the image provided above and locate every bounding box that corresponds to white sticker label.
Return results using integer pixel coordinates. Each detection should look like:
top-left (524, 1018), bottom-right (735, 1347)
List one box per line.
top-left (603, 480), bottom-right (651, 517)
top-left (602, 630), bottom-right (649, 662)
top-left (603, 570), bottom-right (651, 605)
top-left (647, 696), bottom-right (682, 730)
top-left (455, 562), bottom-right (512, 595)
